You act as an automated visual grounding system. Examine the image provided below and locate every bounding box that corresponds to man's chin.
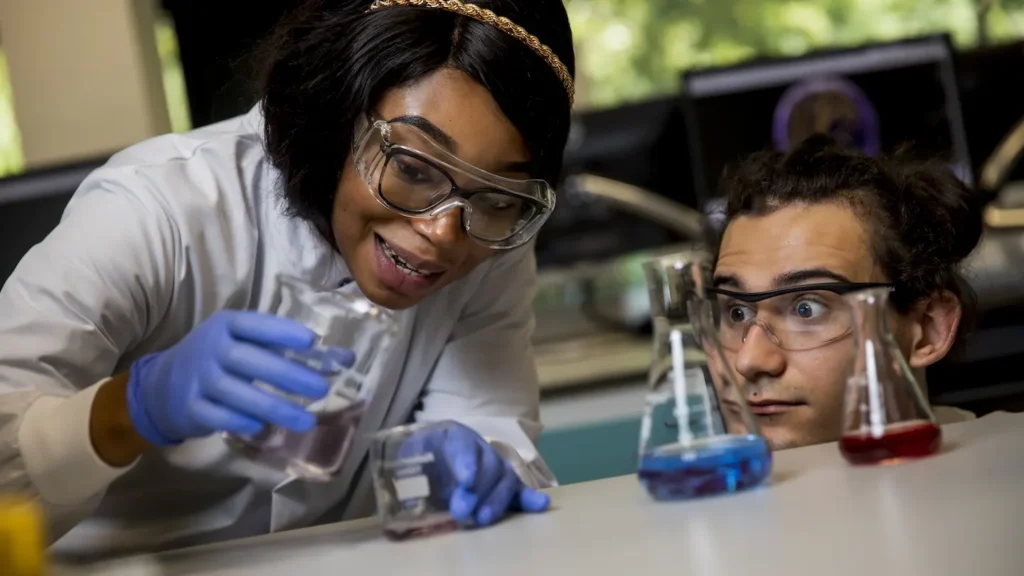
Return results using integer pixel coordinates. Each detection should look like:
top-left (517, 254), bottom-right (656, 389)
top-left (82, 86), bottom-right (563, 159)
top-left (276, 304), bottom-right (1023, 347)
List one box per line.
top-left (761, 432), bottom-right (803, 451)
top-left (758, 425), bottom-right (841, 451)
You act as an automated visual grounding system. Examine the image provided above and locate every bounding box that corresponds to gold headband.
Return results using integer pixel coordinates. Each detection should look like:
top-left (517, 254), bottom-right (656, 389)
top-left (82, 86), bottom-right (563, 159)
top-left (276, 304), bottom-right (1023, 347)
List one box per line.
top-left (367, 0), bottom-right (575, 105)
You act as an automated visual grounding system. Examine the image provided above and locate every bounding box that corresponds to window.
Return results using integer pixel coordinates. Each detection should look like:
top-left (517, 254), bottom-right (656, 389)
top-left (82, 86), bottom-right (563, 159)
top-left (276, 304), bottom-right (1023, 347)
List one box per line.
top-left (568, 0), bottom-right (1024, 110)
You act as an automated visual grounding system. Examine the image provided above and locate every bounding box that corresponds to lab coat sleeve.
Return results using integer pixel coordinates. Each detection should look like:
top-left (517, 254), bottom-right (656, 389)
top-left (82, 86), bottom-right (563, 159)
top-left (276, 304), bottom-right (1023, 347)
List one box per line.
top-left (0, 171), bottom-right (178, 539)
top-left (414, 246), bottom-right (557, 489)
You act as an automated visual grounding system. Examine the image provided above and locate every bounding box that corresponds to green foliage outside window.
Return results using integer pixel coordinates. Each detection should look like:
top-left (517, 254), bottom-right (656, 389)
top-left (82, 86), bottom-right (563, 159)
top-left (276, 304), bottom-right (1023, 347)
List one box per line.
top-left (568, 0), bottom-right (1024, 109)
top-left (2, 1), bottom-right (1024, 176)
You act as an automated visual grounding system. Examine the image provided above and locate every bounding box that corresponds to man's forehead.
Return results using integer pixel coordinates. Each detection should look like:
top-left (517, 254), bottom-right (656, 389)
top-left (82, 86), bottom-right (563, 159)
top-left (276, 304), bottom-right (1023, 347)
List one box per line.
top-left (714, 203), bottom-right (879, 290)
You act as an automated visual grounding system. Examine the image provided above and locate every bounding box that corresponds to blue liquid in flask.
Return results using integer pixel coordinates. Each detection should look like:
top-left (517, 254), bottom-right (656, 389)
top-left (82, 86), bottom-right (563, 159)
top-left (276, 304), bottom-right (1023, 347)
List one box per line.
top-left (638, 434), bottom-right (771, 500)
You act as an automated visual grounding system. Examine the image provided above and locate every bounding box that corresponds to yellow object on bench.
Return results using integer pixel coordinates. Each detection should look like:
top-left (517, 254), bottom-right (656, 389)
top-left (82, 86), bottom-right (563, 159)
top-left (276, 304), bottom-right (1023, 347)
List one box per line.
top-left (0, 496), bottom-right (45, 576)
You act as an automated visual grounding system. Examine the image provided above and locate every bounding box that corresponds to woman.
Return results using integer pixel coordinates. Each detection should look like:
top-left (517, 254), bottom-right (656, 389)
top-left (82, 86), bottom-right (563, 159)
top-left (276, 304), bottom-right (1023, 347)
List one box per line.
top-left (708, 135), bottom-right (982, 451)
top-left (0, 0), bottom-right (574, 555)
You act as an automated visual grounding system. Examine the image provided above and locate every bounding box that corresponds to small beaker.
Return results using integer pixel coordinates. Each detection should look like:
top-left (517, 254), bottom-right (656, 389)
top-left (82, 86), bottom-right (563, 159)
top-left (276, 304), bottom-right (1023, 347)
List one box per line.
top-left (226, 274), bottom-right (398, 482)
top-left (370, 420), bottom-right (474, 540)
top-left (839, 287), bottom-right (941, 464)
top-left (638, 250), bottom-right (771, 500)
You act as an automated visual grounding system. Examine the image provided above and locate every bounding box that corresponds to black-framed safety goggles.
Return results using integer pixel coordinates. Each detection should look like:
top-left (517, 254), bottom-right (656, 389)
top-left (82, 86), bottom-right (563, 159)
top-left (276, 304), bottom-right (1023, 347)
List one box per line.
top-left (705, 282), bottom-right (893, 352)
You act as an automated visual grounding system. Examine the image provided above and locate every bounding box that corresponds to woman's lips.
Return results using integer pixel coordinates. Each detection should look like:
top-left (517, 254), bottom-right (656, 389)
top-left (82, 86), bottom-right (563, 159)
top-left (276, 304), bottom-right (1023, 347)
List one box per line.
top-left (373, 235), bottom-right (443, 297)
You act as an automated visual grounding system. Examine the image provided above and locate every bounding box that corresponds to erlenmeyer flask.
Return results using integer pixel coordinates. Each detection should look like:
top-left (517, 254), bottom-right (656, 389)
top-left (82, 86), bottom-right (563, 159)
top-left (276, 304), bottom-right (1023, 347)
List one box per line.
top-left (839, 287), bottom-right (942, 465)
top-left (226, 275), bottom-right (398, 481)
top-left (638, 251), bottom-right (771, 500)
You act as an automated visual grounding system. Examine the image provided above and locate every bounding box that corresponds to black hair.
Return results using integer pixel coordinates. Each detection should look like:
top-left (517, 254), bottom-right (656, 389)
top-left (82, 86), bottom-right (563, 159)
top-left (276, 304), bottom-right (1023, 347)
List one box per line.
top-left (259, 0), bottom-right (575, 235)
top-left (717, 135), bottom-right (984, 342)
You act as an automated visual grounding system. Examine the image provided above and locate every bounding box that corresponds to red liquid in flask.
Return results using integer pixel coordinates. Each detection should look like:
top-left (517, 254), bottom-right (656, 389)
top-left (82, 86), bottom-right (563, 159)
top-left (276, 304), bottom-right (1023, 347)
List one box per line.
top-left (839, 420), bottom-right (941, 465)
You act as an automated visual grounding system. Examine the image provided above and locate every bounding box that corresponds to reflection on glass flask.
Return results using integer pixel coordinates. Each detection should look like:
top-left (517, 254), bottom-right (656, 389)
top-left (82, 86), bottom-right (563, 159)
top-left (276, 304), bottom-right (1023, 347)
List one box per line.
top-left (637, 251), bottom-right (771, 500)
top-left (226, 275), bottom-right (397, 482)
top-left (839, 287), bottom-right (941, 465)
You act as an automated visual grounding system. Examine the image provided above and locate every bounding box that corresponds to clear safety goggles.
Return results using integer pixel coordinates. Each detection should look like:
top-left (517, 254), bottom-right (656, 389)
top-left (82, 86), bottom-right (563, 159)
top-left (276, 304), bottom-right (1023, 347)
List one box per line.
top-left (352, 115), bottom-right (556, 249)
top-left (707, 282), bottom-right (892, 352)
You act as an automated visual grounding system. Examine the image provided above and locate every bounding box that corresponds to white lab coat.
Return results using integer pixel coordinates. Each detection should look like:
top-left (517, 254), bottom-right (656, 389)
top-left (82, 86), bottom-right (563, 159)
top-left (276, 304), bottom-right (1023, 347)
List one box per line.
top-left (0, 107), bottom-right (555, 560)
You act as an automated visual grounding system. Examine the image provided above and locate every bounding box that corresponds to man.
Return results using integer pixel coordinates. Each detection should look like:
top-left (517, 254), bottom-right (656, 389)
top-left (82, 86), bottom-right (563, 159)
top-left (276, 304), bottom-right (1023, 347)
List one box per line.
top-left (709, 136), bottom-right (980, 450)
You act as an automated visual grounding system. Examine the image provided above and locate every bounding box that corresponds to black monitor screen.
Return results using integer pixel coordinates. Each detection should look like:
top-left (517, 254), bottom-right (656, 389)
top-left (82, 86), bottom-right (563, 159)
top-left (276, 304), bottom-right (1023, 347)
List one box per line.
top-left (683, 35), bottom-right (972, 210)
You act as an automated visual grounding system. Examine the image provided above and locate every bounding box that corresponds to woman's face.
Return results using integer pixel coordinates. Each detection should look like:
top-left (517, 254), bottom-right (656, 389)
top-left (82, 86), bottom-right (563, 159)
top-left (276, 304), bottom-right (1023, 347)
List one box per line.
top-left (331, 68), bottom-right (530, 310)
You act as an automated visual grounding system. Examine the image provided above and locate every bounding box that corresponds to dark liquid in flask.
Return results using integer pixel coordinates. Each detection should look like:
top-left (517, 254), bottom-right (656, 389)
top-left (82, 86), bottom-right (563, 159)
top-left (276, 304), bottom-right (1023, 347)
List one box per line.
top-left (378, 445), bottom-right (462, 540)
top-left (383, 517), bottom-right (459, 541)
top-left (638, 435), bottom-right (772, 501)
top-left (228, 401), bottom-right (366, 482)
top-left (839, 419), bottom-right (941, 465)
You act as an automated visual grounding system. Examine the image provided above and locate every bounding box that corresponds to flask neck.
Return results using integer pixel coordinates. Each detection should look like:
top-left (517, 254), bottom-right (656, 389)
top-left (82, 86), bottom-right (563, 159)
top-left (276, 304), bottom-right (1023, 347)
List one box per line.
top-left (850, 288), bottom-right (895, 345)
top-left (644, 261), bottom-right (702, 324)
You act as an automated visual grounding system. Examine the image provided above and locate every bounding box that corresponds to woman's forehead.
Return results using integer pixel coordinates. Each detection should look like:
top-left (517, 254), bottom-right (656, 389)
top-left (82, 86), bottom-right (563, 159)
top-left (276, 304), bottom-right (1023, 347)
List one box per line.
top-left (715, 202), bottom-right (884, 291)
top-left (374, 68), bottom-right (530, 171)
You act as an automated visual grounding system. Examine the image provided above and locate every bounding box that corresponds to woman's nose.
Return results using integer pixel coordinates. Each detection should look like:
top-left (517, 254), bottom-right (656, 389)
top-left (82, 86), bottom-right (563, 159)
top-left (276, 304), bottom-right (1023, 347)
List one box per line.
top-left (734, 322), bottom-right (787, 381)
top-left (410, 208), bottom-right (464, 249)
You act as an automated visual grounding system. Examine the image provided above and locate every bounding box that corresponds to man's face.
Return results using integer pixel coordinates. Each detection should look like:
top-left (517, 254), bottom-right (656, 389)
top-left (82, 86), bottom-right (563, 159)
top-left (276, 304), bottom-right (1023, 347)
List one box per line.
top-left (712, 202), bottom-right (889, 450)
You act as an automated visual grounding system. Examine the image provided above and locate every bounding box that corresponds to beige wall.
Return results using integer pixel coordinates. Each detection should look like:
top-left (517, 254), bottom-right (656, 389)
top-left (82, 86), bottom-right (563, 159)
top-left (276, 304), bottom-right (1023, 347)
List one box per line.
top-left (0, 0), bottom-right (170, 168)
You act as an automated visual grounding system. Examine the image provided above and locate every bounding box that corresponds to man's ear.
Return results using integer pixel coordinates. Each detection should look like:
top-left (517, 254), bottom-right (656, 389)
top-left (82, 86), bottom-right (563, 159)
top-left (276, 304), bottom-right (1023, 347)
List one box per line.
top-left (906, 291), bottom-right (962, 369)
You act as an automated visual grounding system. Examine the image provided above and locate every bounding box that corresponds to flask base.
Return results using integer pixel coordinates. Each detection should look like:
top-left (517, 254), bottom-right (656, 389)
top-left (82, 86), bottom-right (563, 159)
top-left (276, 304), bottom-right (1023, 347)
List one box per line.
top-left (224, 400), bottom-right (366, 482)
top-left (839, 420), bottom-right (941, 465)
top-left (383, 515), bottom-right (459, 541)
top-left (638, 435), bottom-right (772, 501)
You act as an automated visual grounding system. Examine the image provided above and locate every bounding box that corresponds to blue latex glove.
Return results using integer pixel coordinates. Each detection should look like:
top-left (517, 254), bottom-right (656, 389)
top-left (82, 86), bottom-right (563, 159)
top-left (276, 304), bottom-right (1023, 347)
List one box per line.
top-left (400, 422), bottom-right (551, 528)
top-left (127, 310), bottom-right (355, 445)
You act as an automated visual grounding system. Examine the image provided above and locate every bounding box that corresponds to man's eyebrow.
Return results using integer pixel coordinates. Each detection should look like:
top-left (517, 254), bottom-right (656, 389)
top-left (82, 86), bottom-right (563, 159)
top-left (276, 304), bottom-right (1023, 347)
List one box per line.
top-left (773, 268), bottom-right (852, 288)
top-left (713, 269), bottom-right (852, 292)
top-left (391, 115), bottom-right (455, 152)
top-left (713, 274), bottom-right (744, 290)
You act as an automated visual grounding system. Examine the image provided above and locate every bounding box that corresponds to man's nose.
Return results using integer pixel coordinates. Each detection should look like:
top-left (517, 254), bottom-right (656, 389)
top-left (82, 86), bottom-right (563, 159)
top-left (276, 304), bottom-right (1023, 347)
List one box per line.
top-left (410, 208), bottom-right (464, 249)
top-left (734, 323), bottom-right (786, 382)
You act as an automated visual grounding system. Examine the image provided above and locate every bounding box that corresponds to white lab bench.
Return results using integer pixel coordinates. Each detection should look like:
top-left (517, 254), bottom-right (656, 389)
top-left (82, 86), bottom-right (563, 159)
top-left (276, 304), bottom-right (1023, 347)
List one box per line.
top-left (86, 411), bottom-right (1024, 576)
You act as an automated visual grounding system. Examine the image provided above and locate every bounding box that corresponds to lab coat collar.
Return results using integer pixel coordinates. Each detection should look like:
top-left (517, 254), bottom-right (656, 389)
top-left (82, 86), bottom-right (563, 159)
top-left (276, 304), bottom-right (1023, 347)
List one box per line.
top-left (247, 102), bottom-right (354, 292)
top-left (263, 194), bottom-right (353, 291)
top-left (242, 103), bottom-right (264, 137)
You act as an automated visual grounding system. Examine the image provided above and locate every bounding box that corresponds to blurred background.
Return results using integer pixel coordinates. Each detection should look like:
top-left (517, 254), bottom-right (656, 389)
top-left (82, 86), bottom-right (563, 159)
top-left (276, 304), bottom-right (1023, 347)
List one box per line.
top-left (2, 0), bottom-right (1024, 485)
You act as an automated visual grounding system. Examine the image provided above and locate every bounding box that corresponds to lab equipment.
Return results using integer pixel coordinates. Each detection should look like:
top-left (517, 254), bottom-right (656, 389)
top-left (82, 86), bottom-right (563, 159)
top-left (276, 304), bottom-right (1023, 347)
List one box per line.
top-left (683, 35), bottom-right (972, 204)
top-left (352, 115), bottom-right (555, 249)
top-left (638, 251), bottom-right (771, 500)
top-left (839, 287), bottom-right (942, 464)
top-left (0, 496), bottom-right (45, 576)
top-left (127, 311), bottom-right (333, 445)
top-left (371, 420), bottom-right (464, 540)
top-left (370, 420), bottom-right (550, 539)
top-left (227, 274), bottom-right (397, 481)
top-left (707, 281), bottom-right (889, 352)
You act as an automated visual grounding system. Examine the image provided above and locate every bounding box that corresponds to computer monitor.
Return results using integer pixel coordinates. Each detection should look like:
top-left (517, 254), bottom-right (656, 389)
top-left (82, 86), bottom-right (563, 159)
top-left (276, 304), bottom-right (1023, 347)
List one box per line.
top-left (682, 35), bottom-right (973, 215)
top-left (955, 39), bottom-right (1024, 184)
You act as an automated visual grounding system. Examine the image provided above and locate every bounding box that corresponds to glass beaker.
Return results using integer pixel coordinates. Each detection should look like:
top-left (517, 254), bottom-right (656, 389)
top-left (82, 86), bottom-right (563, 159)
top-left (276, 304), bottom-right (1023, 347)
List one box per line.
top-left (839, 287), bottom-right (941, 464)
top-left (226, 274), bottom-right (398, 482)
top-left (370, 420), bottom-right (469, 540)
top-left (638, 251), bottom-right (771, 500)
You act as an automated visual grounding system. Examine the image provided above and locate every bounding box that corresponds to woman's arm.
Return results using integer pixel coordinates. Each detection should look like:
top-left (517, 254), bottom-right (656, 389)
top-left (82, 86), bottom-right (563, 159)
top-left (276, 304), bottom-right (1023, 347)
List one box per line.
top-left (0, 170), bottom-right (178, 539)
top-left (90, 373), bottom-right (149, 467)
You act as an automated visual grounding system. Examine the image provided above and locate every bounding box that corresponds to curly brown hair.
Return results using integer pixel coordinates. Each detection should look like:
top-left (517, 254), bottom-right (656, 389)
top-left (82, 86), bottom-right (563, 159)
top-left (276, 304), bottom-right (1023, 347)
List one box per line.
top-left (716, 135), bottom-right (984, 342)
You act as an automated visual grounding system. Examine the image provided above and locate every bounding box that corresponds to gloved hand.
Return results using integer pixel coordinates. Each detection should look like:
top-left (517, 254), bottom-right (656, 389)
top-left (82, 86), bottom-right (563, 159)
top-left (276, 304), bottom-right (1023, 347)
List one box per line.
top-left (399, 422), bottom-right (550, 528)
top-left (127, 310), bottom-right (355, 445)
